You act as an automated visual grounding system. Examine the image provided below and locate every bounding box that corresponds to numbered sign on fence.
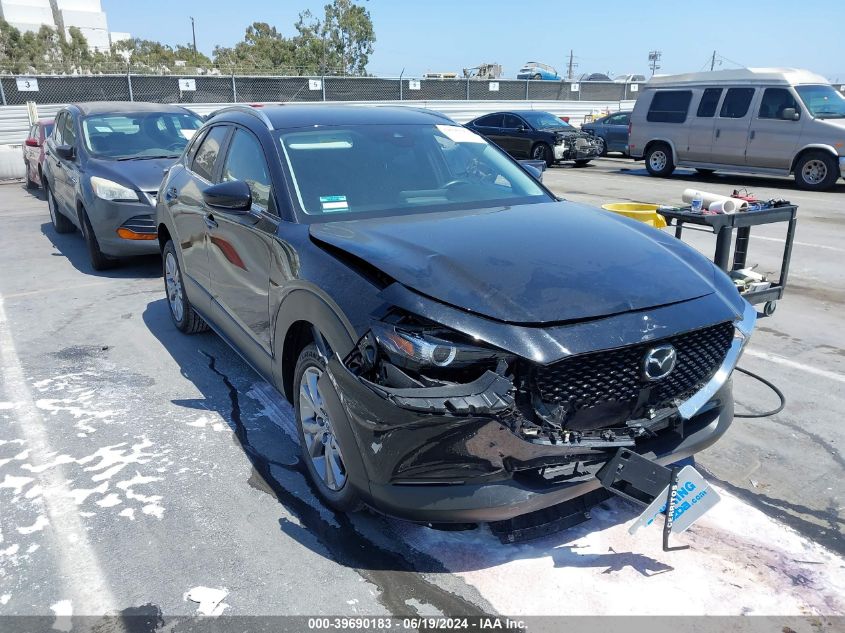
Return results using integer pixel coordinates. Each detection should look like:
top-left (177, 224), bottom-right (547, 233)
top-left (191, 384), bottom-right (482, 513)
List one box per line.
top-left (488, 82), bottom-right (499, 92)
top-left (178, 79), bottom-right (196, 91)
top-left (16, 77), bottom-right (39, 92)
top-left (630, 84), bottom-right (639, 92)
top-left (408, 79), bottom-right (420, 90)
top-left (309, 79), bottom-right (322, 91)
top-left (570, 83), bottom-right (580, 92)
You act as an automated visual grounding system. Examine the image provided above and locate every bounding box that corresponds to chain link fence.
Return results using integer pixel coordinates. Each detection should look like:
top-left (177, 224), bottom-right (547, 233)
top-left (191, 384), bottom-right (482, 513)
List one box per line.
top-left (0, 73), bottom-right (643, 106)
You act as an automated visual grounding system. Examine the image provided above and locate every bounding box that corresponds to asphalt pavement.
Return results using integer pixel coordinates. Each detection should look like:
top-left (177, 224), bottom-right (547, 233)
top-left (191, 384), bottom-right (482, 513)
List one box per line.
top-left (0, 160), bottom-right (843, 621)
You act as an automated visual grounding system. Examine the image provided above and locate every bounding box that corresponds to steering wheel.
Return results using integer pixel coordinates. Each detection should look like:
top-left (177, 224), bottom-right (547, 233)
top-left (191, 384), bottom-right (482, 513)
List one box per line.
top-left (166, 141), bottom-right (185, 151)
top-left (443, 179), bottom-right (472, 190)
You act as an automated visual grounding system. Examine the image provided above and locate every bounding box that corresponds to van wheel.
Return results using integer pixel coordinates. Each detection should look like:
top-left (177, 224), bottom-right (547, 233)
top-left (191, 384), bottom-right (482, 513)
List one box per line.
top-left (794, 151), bottom-right (838, 191)
top-left (645, 143), bottom-right (675, 177)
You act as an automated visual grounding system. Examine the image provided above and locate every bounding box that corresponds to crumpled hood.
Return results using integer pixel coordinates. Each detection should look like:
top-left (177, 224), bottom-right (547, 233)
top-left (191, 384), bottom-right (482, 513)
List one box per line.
top-left (310, 202), bottom-right (717, 324)
top-left (88, 156), bottom-right (177, 192)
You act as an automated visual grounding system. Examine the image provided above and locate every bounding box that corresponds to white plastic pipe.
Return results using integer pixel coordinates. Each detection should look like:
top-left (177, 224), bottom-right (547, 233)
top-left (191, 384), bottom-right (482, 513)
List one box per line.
top-left (682, 189), bottom-right (747, 213)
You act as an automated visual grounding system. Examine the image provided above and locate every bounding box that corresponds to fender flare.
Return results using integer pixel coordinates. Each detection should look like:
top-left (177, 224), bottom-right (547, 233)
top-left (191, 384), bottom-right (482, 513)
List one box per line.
top-left (272, 286), bottom-right (358, 399)
top-left (791, 144), bottom-right (840, 173)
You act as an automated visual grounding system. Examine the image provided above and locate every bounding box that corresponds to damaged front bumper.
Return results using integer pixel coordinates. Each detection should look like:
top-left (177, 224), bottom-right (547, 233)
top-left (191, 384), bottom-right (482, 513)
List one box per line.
top-left (323, 302), bottom-right (755, 523)
top-left (553, 135), bottom-right (600, 162)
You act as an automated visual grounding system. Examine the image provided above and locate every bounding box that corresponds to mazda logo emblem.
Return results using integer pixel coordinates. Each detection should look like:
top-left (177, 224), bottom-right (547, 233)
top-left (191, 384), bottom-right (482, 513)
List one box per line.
top-left (643, 344), bottom-right (677, 381)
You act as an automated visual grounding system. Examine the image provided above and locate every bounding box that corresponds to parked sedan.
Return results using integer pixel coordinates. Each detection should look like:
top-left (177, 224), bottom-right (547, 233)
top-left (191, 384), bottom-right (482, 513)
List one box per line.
top-left (581, 110), bottom-right (631, 156)
top-left (22, 118), bottom-right (54, 189)
top-left (465, 110), bottom-right (600, 166)
top-left (156, 104), bottom-right (755, 524)
top-left (43, 102), bottom-right (202, 269)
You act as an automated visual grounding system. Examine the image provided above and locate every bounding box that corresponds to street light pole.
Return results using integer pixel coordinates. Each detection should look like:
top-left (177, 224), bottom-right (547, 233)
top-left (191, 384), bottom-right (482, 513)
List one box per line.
top-left (190, 17), bottom-right (197, 55)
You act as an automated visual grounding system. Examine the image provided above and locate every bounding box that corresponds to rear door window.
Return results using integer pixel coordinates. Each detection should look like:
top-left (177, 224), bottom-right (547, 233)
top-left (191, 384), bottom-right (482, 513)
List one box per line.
top-left (647, 91), bottom-right (692, 123)
top-left (474, 114), bottom-right (503, 128)
top-left (191, 125), bottom-right (229, 182)
top-left (607, 113), bottom-right (630, 125)
top-left (502, 114), bottom-right (524, 129)
top-left (758, 88), bottom-right (799, 119)
top-left (719, 88), bottom-right (755, 118)
top-left (696, 88), bottom-right (723, 117)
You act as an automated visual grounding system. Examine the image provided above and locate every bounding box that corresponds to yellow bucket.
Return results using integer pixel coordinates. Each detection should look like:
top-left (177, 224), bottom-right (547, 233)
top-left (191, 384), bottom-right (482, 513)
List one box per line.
top-left (601, 203), bottom-right (668, 229)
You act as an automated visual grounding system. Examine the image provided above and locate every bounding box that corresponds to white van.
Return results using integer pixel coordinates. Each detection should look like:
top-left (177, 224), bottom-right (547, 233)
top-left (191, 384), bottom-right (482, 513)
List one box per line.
top-left (628, 68), bottom-right (845, 190)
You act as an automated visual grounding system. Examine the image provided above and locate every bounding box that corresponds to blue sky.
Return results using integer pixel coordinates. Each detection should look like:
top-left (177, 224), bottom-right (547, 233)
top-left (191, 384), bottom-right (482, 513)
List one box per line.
top-left (102, 0), bottom-right (845, 82)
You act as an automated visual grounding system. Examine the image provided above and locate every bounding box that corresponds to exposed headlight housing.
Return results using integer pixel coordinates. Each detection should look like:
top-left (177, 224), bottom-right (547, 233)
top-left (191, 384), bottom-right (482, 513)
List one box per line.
top-left (90, 176), bottom-right (138, 202)
top-left (370, 321), bottom-right (507, 373)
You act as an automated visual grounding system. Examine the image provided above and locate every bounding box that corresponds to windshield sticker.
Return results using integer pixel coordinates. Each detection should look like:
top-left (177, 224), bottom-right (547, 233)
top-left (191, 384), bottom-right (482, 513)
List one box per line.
top-left (180, 129), bottom-right (197, 140)
top-left (320, 195), bottom-right (349, 212)
top-left (436, 125), bottom-right (487, 144)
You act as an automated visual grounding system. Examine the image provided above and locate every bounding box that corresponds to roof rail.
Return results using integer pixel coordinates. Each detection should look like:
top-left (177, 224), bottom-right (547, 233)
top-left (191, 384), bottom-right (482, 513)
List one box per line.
top-left (211, 104), bottom-right (274, 130)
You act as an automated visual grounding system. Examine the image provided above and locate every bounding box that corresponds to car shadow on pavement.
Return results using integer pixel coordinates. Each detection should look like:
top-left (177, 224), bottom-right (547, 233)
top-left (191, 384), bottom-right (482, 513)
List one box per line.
top-left (39, 221), bottom-right (161, 278)
top-left (142, 297), bottom-right (651, 578)
top-left (615, 166), bottom-right (845, 193)
top-left (22, 182), bottom-right (47, 201)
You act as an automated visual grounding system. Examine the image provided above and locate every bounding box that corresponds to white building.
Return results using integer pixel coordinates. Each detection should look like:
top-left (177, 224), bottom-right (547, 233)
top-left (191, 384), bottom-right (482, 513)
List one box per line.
top-left (0, 0), bottom-right (128, 52)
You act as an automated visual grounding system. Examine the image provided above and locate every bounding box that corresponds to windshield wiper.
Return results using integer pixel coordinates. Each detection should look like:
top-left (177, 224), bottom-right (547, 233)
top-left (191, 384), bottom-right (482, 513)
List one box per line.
top-left (116, 154), bottom-right (180, 161)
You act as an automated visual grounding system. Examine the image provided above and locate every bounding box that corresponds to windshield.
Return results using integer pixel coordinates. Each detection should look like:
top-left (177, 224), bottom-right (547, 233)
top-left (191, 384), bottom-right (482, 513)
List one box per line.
top-left (43, 123), bottom-right (54, 136)
top-left (796, 85), bottom-right (845, 119)
top-left (277, 123), bottom-right (549, 221)
top-left (82, 112), bottom-right (203, 159)
top-left (519, 111), bottom-right (572, 130)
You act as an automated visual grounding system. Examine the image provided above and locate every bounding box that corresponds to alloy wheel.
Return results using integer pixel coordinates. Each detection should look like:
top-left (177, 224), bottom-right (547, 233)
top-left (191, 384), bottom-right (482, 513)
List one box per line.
top-left (164, 251), bottom-right (184, 323)
top-left (532, 145), bottom-right (547, 161)
top-left (801, 159), bottom-right (827, 185)
top-left (298, 366), bottom-right (346, 491)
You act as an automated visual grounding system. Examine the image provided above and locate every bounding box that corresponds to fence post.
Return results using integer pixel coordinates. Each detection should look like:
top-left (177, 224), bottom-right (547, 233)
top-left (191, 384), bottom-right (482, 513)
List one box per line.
top-left (0, 78), bottom-right (6, 106)
top-left (465, 77), bottom-right (469, 100)
top-left (525, 79), bottom-right (529, 100)
top-left (231, 72), bottom-right (237, 103)
top-left (126, 65), bottom-right (133, 101)
top-left (399, 70), bottom-right (403, 101)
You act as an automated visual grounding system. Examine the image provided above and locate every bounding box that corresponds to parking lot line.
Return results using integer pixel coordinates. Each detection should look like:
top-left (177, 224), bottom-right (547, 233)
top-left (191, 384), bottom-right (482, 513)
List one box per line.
top-left (744, 348), bottom-right (845, 384)
top-left (0, 293), bottom-right (117, 615)
top-left (749, 234), bottom-right (845, 254)
top-left (3, 281), bottom-right (113, 300)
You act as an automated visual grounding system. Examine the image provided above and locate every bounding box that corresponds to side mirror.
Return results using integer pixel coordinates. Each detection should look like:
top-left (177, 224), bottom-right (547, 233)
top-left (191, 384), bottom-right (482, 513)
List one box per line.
top-left (203, 180), bottom-right (252, 212)
top-left (523, 164), bottom-right (543, 181)
top-left (25, 138), bottom-right (40, 147)
top-left (55, 144), bottom-right (75, 160)
top-left (781, 107), bottom-right (800, 121)
top-left (518, 159), bottom-right (546, 182)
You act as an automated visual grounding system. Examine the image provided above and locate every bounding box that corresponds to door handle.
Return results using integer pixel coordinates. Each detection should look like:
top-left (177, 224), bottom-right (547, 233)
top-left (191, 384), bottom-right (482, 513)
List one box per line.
top-left (204, 213), bottom-right (218, 229)
top-left (715, 129), bottom-right (721, 138)
top-left (749, 130), bottom-right (756, 140)
top-left (164, 186), bottom-right (178, 201)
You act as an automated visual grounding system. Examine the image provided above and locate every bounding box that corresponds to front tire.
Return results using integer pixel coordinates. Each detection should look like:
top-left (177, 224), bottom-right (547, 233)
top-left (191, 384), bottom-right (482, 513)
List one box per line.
top-left (79, 207), bottom-right (114, 271)
top-left (645, 142), bottom-right (675, 177)
top-left (163, 240), bottom-right (208, 334)
top-left (46, 185), bottom-right (74, 234)
top-left (574, 159), bottom-right (592, 167)
top-left (595, 136), bottom-right (607, 157)
top-left (531, 143), bottom-right (554, 168)
top-left (794, 151), bottom-right (838, 191)
top-left (294, 342), bottom-right (361, 513)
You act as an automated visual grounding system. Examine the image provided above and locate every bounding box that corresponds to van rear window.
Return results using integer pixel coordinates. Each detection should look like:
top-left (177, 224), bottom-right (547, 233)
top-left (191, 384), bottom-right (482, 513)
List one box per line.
top-left (719, 88), bottom-right (755, 119)
top-left (647, 91), bottom-right (692, 123)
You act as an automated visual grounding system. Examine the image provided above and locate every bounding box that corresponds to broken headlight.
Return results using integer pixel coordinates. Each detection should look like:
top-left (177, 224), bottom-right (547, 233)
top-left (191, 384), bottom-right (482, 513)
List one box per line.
top-left (370, 322), bottom-right (504, 373)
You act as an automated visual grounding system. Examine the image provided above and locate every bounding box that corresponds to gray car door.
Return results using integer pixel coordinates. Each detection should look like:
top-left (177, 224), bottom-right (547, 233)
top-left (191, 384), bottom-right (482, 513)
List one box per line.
top-left (605, 112), bottom-right (630, 151)
top-left (49, 112), bottom-right (75, 217)
top-left (746, 87), bottom-right (804, 170)
top-left (711, 87), bottom-right (756, 165)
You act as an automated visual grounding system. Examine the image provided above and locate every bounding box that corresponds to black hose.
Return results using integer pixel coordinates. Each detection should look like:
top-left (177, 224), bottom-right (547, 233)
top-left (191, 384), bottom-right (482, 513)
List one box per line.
top-left (733, 366), bottom-right (786, 418)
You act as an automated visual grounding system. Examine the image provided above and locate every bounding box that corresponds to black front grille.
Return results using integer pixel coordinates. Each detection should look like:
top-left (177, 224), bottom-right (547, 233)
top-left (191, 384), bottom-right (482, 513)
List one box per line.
top-left (533, 321), bottom-right (734, 429)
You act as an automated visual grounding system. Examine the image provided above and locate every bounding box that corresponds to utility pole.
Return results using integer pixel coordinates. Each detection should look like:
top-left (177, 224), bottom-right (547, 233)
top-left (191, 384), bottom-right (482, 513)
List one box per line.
top-left (190, 17), bottom-right (197, 55)
top-left (567, 49), bottom-right (576, 80)
top-left (648, 50), bottom-right (662, 76)
top-left (710, 50), bottom-right (716, 72)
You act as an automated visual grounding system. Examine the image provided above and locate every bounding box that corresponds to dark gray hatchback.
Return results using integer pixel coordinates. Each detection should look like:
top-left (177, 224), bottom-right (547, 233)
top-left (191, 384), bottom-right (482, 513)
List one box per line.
top-left (43, 101), bottom-right (202, 269)
top-left (155, 104), bottom-right (755, 524)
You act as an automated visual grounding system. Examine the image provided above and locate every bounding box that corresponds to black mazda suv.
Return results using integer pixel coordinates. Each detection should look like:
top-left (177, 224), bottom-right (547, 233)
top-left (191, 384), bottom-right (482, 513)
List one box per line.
top-left (155, 104), bottom-right (755, 523)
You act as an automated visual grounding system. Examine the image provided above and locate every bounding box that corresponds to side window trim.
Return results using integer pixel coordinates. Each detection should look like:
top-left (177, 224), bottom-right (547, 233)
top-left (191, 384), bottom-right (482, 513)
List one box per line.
top-left (189, 125), bottom-right (231, 183)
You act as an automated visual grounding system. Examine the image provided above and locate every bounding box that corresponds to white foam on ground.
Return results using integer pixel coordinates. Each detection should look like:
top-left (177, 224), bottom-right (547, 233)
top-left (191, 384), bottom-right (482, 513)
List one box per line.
top-left (16, 515), bottom-right (48, 535)
top-left (0, 594), bottom-right (10, 605)
top-left (184, 586), bottom-right (229, 616)
top-left (49, 599), bottom-right (73, 632)
top-left (396, 487), bottom-right (845, 616)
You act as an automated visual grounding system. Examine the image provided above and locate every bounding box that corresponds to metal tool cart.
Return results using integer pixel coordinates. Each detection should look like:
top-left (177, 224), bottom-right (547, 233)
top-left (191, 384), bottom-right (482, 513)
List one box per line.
top-left (658, 205), bottom-right (798, 317)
